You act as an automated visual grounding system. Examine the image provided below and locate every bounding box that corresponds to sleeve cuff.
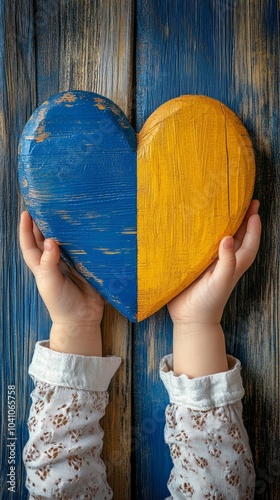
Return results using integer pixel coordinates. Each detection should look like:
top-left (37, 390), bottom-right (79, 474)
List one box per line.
top-left (159, 354), bottom-right (244, 411)
top-left (29, 341), bottom-right (122, 392)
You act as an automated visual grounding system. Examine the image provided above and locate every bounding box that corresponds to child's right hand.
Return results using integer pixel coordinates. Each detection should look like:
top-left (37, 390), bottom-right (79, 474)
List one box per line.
top-left (167, 199), bottom-right (261, 377)
top-left (168, 200), bottom-right (261, 327)
top-left (20, 211), bottom-right (104, 355)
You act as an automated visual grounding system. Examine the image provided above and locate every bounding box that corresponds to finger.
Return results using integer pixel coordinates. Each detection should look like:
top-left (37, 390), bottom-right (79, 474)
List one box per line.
top-left (234, 213), bottom-right (262, 279)
top-left (38, 238), bottom-right (65, 289)
top-left (19, 211), bottom-right (42, 272)
top-left (233, 200), bottom-right (260, 252)
top-left (33, 220), bottom-right (45, 252)
top-left (210, 236), bottom-right (237, 292)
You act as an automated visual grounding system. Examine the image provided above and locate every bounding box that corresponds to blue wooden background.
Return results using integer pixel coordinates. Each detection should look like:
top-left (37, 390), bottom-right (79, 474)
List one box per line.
top-left (0, 1), bottom-right (279, 499)
top-left (133, 1), bottom-right (280, 498)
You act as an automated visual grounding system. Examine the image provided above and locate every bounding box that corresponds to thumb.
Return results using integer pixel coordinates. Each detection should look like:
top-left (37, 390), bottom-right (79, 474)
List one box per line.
top-left (211, 236), bottom-right (237, 290)
top-left (38, 239), bottom-right (64, 289)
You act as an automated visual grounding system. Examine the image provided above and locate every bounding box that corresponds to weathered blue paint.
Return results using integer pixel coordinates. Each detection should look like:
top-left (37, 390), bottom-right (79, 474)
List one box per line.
top-left (134, 0), bottom-right (279, 499)
top-left (18, 90), bottom-right (138, 322)
top-left (0, 1), bottom-right (45, 498)
top-left (1, 0), bottom-right (279, 498)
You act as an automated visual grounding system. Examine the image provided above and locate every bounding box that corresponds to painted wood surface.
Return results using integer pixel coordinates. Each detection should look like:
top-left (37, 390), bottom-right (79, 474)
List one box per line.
top-left (19, 90), bottom-right (255, 324)
top-left (134, 0), bottom-right (279, 498)
top-left (1, 1), bottom-right (279, 499)
top-left (19, 90), bottom-right (137, 321)
top-left (137, 94), bottom-right (255, 320)
top-left (0, 1), bottom-right (37, 497)
top-left (0, 1), bottom-right (133, 498)
top-left (33, 6), bottom-right (134, 495)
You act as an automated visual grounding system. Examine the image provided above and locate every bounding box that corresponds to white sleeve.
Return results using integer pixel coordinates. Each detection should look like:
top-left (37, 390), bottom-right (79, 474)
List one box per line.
top-left (23, 341), bottom-right (121, 500)
top-left (160, 354), bottom-right (255, 500)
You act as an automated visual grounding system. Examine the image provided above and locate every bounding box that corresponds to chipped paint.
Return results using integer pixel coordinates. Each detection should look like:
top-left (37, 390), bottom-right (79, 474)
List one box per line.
top-left (111, 105), bottom-right (121, 116)
top-left (93, 96), bottom-right (130, 130)
top-left (122, 229), bottom-right (137, 234)
top-left (97, 247), bottom-right (121, 255)
top-left (19, 90), bottom-right (137, 322)
top-left (56, 210), bottom-right (73, 222)
top-left (28, 188), bottom-right (52, 199)
top-left (25, 106), bottom-right (50, 143)
top-left (75, 262), bottom-right (104, 285)
top-left (34, 218), bottom-right (50, 234)
top-left (34, 129), bottom-right (50, 142)
top-left (85, 212), bottom-right (101, 219)
top-left (55, 92), bottom-right (77, 104)
top-left (94, 97), bottom-right (106, 110)
top-left (68, 249), bottom-right (87, 255)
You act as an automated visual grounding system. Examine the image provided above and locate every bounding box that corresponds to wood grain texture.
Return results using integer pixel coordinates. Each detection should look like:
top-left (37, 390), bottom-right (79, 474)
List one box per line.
top-left (137, 94), bottom-right (255, 320)
top-left (19, 90), bottom-right (255, 324)
top-left (1, 0), bottom-right (279, 498)
top-left (1, 1), bottom-right (134, 498)
top-left (0, 1), bottom-right (39, 497)
top-left (19, 90), bottom-right (137, 321)
top-left (35, 5), bottom-right (135, 493)
top-left (35, 4), bottom-right (134, 495)
top-left (226, 1), bottom-right (280, 497)
top-left (134, 0), bottom-right (279, 498)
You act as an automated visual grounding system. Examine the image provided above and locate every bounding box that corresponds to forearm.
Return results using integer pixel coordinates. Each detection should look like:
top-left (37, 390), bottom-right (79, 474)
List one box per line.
top-left (173, 323), bottom-right (228, 377)
top-left (50, 323), bottom-right (102, 356)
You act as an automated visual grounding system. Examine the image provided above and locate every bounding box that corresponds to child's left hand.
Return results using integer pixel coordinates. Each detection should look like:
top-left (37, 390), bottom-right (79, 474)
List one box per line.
top-left (20, 211), bottom-right (104, 354)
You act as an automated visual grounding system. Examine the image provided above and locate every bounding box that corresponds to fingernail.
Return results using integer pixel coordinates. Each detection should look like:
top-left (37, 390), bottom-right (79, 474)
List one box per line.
top-left (223, 237), bottom-right (234, 250)
top-left (44, 240), bottom-right (53, 252)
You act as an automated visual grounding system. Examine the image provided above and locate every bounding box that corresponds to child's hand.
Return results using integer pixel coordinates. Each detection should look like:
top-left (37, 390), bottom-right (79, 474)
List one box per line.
top-left (168, 200), bottom-right (261, 326)
top-left (20, 211), bottom-right (104, 355)
top-left (168, 200), bottom-right (261, 377)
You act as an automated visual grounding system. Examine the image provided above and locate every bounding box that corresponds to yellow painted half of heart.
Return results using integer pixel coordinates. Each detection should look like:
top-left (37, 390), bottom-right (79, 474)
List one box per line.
top-left (137, 95), bottom-right (255, 321)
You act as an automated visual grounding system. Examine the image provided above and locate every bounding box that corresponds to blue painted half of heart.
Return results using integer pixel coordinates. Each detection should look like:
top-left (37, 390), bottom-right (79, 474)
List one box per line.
top-left (18, 90), bottom-right (138, 321)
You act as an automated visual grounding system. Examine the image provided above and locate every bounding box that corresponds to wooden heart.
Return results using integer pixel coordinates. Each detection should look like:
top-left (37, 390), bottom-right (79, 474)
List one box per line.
top-left (18, 91), bottom-right (255, 322)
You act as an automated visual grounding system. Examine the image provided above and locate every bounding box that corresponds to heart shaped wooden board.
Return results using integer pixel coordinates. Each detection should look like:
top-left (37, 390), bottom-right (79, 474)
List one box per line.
top-left (18, 91), bottom-right (255, 322)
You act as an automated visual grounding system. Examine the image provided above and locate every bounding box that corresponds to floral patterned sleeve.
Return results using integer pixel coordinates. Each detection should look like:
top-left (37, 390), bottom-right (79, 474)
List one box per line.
top-left (160, 354), bottom-right (255, 500)
top-left (23, 341), bottom-right (121, 500)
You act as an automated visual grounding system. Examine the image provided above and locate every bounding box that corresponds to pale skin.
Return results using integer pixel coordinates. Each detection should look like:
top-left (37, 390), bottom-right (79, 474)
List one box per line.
top-left (20, 200), bottom-right (261, 377)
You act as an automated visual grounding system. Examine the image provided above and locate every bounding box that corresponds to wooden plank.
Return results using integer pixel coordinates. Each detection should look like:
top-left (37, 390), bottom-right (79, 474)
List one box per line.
top-left (134, 0), bottom-right (279, 498)
top-left (0, 1), bottom-right (42, 497)
top-left (224, 1), bottom-right (280, 496)
top-left (0, 1), bottom-right (134, 498)
top-left (35, 4), bottom-right (134, 497)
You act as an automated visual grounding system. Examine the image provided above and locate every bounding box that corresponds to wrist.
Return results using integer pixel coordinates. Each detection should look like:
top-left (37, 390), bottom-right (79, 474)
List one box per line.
top-left (170, 307), bottom-right (223, 327)
top-left (172, 320), bottom-right (221, 337)
top-left (173, 323), bottom-right (228, 377)
top-left (50, 321), bottom-right (102, 356)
